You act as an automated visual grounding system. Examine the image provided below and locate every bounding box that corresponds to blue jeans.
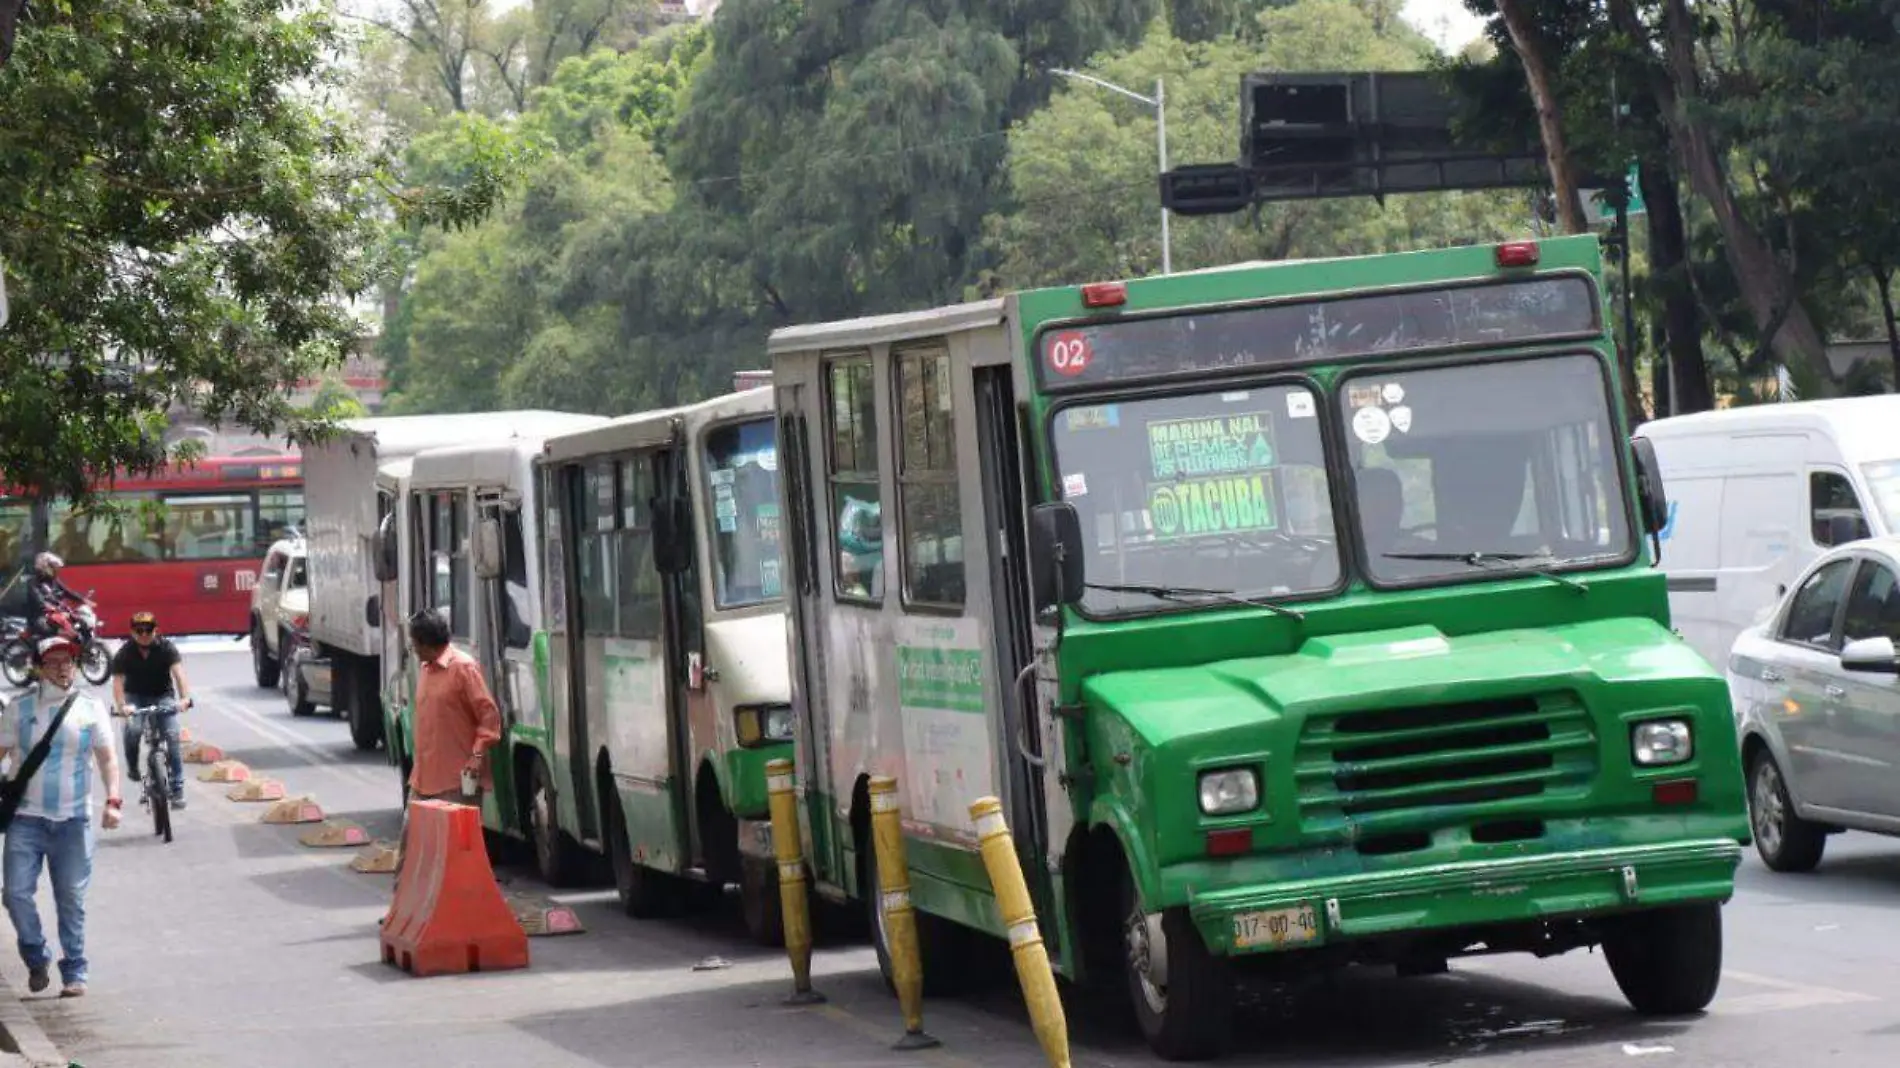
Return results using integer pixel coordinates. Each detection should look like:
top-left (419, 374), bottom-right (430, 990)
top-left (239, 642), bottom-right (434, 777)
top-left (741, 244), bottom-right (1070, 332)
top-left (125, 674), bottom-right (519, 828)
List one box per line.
top-left (124, 701), bottom-right (183, 800)
top-left (3, 814), bottom-right (94, 986)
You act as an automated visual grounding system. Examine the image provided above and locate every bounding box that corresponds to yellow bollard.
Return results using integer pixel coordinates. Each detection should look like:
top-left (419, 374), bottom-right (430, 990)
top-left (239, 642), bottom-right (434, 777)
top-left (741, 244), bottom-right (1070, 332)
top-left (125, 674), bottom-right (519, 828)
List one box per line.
top-left (970, 797), bottom-right (1071, 1068)
top-left (868, 775), bottom-right (939, 1051)
top-left (765, 758), bottom-right (824, 1005)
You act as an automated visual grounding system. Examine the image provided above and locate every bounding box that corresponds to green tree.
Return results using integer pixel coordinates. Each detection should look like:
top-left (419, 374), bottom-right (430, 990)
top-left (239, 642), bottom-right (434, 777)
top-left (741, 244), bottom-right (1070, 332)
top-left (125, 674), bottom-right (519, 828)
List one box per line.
top-left (1, 0), bottom-right (383, 496)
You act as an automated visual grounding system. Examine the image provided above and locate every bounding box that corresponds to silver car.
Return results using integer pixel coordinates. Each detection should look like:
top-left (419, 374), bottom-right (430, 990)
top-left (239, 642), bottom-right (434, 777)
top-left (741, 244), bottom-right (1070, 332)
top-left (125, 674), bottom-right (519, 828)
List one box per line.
top-left (1727, 535), bottom-right (1900, 871)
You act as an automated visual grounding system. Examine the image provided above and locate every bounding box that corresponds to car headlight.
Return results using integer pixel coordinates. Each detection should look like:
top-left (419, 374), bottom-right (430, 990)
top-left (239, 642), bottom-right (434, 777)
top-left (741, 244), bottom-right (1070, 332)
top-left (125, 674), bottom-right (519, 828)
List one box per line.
top-left (1632, 719), bottom-right (1693, 766)
top-left (1198, 767), bottom-right (1260, 815)
top-left (736, 703), bottom-right (795, 747)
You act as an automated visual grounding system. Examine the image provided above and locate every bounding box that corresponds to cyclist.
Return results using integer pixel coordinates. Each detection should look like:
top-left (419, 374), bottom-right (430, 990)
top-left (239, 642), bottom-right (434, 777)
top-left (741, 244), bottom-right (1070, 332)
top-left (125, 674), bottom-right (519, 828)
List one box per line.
top-left (108, 611), bottom-right (194, 810)
top-left (23, 553), bottom-right (85, 643)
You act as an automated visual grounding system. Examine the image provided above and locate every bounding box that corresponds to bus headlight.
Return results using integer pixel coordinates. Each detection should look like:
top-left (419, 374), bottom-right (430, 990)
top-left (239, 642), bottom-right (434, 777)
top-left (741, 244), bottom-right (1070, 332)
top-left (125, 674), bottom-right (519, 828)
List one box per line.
top-left (1632, 719), bottom-right (1693, 766)
top-left (736, 703), bottom-right (795, 747)
top-left (1197, 768), bottom-right (1259, 815)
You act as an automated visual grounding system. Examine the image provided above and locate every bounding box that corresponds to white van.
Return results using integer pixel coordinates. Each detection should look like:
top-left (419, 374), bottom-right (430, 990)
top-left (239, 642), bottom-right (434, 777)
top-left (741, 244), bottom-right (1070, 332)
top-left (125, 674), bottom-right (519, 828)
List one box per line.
top-left (1636, 396), bottom-right (1900, 668)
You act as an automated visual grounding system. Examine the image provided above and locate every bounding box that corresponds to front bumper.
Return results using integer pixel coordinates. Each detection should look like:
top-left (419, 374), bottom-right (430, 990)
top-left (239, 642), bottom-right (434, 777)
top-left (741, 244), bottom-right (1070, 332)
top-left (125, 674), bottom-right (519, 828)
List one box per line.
top-left (1186, 839), bottom-right (1743, 956)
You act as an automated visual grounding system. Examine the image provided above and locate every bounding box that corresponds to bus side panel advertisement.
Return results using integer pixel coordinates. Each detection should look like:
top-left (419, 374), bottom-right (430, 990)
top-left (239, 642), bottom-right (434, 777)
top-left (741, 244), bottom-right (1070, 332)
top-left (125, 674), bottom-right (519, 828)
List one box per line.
top-left (893, 615), bottom-right (993, 844)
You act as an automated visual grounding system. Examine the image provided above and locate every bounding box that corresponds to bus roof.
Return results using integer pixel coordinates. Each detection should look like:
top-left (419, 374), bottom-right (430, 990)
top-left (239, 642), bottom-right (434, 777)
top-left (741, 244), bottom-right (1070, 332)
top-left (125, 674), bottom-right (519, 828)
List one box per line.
top-left (542, 388), bottom-right (775, 463)
top-left (323, 411), bottom-right (606, 458)
top-left (409, 438), bottom-right (545, 491)
top-left (1640, 395), bottom-right (1900, 460)
top-left (768, 298), bottom-right (1005, 356)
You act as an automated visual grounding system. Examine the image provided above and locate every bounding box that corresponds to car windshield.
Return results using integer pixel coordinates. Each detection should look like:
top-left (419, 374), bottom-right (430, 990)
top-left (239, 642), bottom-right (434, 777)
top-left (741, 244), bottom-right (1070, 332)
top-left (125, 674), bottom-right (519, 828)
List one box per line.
top-left (703, 416), bottom-right (785, 609)
top-left (1049, 384), bottom-right (1341, 616)
top-left (1339, 352), bottom-right (1632, 585)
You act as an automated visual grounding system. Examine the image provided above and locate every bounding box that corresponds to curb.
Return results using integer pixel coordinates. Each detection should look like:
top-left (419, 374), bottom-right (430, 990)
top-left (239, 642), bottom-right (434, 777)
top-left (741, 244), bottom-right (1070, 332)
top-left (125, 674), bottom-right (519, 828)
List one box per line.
top-left (0, 956), bottom-right (66, 1067)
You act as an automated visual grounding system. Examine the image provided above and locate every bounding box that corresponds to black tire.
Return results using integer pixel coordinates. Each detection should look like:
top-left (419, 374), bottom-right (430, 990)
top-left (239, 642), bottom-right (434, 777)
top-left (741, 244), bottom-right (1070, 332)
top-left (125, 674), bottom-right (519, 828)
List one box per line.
top-left (150, 749), bottom-right (173, 844)
top-left (605, 787), bottom-right (678, 918)
top-left (251, 619), bottom-right (279, 689)
top-left (348, 701), bottom-right (381, 751)
top-left (1603, 903), bottom-right (1724, 1015)
top-left (1748, 749), bottom-right (1826, 873)
top-left (526, 757), bottom-right (582, 888)
top-left (1122, 872), bottom-right (1233, 1061)
top-left (740, 855), bottom-right (785, 947)
top-left (79, 641), bottom-right (110, 686)
top-left (859, 831), bottom-right (980, 998)
top-left (286, 649), bottom-right (317, 718)
top-left (2, 641), bottom-right (30, 689)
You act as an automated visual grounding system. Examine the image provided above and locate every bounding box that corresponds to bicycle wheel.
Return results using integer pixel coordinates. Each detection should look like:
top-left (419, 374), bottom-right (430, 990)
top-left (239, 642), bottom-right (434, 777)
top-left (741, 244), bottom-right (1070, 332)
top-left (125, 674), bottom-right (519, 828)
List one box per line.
top-left (149, 744), bottom-right (172, 843)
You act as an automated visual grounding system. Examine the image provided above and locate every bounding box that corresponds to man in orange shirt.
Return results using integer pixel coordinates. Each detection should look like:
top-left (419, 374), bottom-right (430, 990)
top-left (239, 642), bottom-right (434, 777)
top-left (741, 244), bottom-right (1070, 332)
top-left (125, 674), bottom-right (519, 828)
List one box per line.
top-left (405, 609), bottom-right (502, 806)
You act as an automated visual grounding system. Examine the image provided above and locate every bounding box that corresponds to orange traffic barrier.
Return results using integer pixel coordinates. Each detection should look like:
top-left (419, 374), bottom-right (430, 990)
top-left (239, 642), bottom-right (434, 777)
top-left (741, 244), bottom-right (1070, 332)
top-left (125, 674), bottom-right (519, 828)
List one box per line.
top-left (379, 800), bottom-right (529, 977)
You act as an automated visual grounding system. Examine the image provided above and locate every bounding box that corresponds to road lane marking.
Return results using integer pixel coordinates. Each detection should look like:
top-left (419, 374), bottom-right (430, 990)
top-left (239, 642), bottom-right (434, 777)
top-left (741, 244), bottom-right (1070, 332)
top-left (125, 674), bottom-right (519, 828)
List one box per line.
top-left (201, 691), bottom-right (390, 790)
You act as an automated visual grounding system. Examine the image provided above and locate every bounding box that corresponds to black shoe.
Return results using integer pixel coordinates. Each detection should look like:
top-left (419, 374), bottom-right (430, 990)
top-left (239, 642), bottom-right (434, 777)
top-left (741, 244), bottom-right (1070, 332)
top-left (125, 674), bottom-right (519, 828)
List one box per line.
top-left (27, 965), bottom-right (48, 994)
top-left (127, 765), bottom-right (140, 782)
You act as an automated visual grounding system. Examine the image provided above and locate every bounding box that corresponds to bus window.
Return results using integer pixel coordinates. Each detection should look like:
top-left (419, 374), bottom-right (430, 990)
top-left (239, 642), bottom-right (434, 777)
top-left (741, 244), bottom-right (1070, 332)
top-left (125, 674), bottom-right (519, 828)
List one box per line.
top-left (703, 418), bottom-right (784, 608)
top-left (258, 490), bottom-right (305, 549)
top-left (895, 343), bottom-right (964, 609)
top-left (824, 356), bottom-right (882, 601)
top-left (0, 498), bottom-right (32, 571)
top-left (616, 459), bottom-right (662, 640)
top-left (47, 493), bottom-right (161, 564)
top-left (501, 507), bottom-right (531, 650)
top-left (156, 493), bottom-right (257, 560)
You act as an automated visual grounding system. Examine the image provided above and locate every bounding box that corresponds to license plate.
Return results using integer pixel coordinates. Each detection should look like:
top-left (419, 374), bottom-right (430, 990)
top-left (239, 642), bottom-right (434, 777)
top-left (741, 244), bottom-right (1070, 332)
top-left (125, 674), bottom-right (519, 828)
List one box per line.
top-left (1232, 905), bottom-right (1320, 950)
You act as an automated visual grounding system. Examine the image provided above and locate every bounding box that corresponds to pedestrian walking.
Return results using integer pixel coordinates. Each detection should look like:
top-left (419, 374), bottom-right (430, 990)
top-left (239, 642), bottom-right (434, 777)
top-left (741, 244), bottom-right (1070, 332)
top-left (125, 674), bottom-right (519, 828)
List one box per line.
top-left (0, 635), bottom-right (122, 997)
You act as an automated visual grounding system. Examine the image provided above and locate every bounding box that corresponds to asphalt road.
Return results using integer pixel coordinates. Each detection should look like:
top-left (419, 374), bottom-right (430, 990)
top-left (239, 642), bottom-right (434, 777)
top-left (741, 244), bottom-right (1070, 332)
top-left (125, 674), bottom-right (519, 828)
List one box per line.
top-left (3, 644), bottom-right (1895, 1068)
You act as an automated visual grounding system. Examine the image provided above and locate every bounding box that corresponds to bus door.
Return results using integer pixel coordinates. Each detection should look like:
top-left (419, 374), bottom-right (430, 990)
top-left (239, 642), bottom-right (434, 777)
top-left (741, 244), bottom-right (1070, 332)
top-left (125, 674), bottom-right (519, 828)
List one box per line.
top-left (975, 367), bottom-right (1059, 940)
top-left (654, 446), bottom-right (710, 872)
top-left (473, 492), bottom-right (531, 826)
top-left (560, 460), bottom-right (603, 844)
top-left (777, 386), bottom-right (840, 880)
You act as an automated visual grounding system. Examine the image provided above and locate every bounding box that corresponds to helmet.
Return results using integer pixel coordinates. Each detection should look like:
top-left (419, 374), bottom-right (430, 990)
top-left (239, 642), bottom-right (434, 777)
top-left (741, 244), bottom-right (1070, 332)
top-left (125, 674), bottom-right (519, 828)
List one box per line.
top-left (34, 634), bottom-right (79, 663)
top-left (33, 552), bottom-right (62, 575)
top-left (130, 611), bottom-right (157, 630)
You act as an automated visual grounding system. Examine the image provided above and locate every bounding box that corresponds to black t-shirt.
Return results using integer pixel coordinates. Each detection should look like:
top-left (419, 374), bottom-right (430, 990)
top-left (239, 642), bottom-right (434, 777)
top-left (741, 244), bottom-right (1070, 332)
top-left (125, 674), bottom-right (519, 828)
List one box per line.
top-left (112, 638), bottom-right (181, 698)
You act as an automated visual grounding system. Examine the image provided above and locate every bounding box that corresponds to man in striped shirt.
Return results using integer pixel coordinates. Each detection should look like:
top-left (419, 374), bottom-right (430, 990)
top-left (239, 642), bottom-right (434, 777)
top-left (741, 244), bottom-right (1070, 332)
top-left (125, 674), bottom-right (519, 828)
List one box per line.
top-left (0, 636), bottom-right (122, 998)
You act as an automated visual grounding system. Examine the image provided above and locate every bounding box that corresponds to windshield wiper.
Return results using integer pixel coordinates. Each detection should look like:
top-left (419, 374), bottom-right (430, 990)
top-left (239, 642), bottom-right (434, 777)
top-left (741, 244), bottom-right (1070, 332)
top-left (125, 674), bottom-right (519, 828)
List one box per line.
top-left (1086, 582), bottom-right (1306, 620)
top-left (1381, 551), bottom-right (1589, 594)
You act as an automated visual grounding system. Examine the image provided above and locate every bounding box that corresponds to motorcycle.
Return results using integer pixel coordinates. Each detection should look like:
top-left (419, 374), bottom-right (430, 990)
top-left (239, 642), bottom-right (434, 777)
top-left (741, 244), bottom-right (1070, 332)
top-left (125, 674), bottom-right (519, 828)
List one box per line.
top-left (2, 593), bottom-right (112, 689)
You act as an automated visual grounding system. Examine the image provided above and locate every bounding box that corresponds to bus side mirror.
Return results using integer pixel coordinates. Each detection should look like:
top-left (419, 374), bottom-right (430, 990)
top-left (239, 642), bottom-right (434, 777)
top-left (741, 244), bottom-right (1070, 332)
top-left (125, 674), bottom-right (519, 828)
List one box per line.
top-left (372, 513), bottom-right (399, 584)
top-left (654, 496), bottom-right (694, 575)
top-left (1630, 436), bottom-right (1669, 535)
top-left (1029, 501), bottom-right (1085, 612)
top-left (472, 517), bottom-right (503, 580)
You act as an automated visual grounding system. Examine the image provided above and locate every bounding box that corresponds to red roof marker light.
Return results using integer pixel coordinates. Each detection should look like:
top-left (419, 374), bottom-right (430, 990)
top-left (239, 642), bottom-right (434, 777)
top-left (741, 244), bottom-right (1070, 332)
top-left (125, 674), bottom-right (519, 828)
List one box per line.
top-left (1080, 281), bottom-right (1127, 308)
top-left (1495, 241), bottom-right (1540, 268)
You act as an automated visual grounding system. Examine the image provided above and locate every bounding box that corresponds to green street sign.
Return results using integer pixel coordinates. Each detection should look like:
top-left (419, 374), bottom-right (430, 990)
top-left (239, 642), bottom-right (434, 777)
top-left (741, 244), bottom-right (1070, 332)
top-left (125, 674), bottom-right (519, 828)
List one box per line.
top-left (1590, 164), bottom-right (1646, 221)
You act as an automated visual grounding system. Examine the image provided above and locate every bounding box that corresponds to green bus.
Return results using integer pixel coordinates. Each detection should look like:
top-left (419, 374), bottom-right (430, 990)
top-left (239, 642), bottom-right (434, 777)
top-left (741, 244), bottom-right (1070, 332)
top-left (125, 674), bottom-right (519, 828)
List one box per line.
top-left (768, 235), bottom-right (1748, 1060)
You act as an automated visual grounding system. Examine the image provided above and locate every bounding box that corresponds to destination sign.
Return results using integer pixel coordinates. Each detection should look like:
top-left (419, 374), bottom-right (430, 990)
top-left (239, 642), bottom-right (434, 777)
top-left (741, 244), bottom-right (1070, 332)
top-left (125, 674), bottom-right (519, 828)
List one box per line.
top-left (1035, 276), bottom-right (1598, 390)
top-left (1146, 411), bottom-right (1276, 480)
top-left (1148, 474), bottom-right (1277, 541)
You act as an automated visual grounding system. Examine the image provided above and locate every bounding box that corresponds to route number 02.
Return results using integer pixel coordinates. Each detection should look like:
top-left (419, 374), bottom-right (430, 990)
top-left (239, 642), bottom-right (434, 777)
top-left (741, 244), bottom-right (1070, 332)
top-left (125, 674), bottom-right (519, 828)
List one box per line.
top-left (1046, 332), bottom-right (1092, 377)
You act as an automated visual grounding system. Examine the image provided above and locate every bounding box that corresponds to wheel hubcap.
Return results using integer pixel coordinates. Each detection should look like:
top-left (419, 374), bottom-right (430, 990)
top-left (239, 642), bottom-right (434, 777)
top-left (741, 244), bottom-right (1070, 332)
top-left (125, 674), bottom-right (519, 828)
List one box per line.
top-left (533, 783), bottom-right (553, 864)
top-left (1125, 908), bottom-right (1168, 1015)
top-left (1752, 761), bottom-right (1786, 856)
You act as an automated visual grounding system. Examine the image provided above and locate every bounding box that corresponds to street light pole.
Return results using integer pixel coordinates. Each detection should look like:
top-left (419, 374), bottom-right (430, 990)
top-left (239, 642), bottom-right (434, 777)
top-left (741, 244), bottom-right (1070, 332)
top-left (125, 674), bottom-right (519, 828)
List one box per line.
top-left (1049, 68), bottom-right (1172, 274)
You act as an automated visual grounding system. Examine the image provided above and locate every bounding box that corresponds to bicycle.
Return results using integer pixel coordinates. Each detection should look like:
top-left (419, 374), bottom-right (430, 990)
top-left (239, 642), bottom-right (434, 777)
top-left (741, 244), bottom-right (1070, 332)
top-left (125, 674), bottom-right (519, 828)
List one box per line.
top-left (115, 698), bottom-right (188, 843)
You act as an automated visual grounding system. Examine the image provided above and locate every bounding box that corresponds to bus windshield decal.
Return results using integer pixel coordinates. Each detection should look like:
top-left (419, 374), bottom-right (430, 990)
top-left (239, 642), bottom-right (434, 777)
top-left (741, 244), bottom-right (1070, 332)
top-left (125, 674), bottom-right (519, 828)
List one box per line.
top-left (1037, 275), bottom-right (1598, 389)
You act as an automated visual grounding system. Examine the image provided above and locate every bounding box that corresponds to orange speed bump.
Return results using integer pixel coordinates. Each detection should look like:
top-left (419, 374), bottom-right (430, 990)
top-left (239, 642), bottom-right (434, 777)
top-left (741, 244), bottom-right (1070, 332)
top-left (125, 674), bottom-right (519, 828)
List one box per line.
top-left (261, 796), bottom-right (324, 824)
top-left (380, 800), bottom-right (529, 977)
top-left (300, 820), bottom-right (372, 848)
top-left (197, 760), bottom-right (251, 783)
top-left (227, 779), bottom-right (286, 802)
top-left (182, 743), bottom-right (226, 765)
top-left (351, 840), bottom-right (401, 874)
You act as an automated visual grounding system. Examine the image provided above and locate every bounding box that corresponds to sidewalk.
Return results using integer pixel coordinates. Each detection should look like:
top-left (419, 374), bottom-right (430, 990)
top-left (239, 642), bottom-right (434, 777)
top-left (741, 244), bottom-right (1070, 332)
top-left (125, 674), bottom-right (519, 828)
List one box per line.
top-left (0, 956), bottom-right (66, 1067)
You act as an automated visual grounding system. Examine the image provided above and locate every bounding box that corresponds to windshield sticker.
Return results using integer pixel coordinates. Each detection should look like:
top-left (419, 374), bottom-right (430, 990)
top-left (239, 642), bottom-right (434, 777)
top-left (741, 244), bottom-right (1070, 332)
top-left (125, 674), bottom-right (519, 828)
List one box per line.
top-left (760, 558), bottom-right (782, 599)
top-left (1286, 391), bottom-right (1315, 419)
top-left (1147, 411), bottom-right (1277, 480)
top-left (1347, 383), bottom-right (1384, 409)
top-left (1220, 391), bottom-right (1251, 402)
top-left (717, 514), bottom-right (737, 533)
top-left (1149, 475), bottom-right (1277, 539)
top-left (1063, 473), bottom-right (1089, 498)
top-left (709, 468), bottom-right (735, 486)
top-left (1352, 404), bottom-right (1392, 445)
top-left (1389, 405), bottom-right (1413, 434)
top-left (757, 503), bottom-right (781, 543)
top-left (1065, 405), bottom-right (1120, 430)
top-left (1382, 382), bottom-right (1406, 405)
top-left (1046, 331), bottom-right (1093, 377)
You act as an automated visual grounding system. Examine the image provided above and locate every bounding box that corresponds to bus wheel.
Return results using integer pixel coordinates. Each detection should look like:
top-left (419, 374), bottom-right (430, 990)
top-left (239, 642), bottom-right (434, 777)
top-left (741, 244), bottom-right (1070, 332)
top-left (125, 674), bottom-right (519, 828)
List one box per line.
top-left (739, 855), bottom-right (784, 947)
top-left (606, 788), bottom-right (677, 919)
top-left (527, 758), bottom-right (582, 888)
top-left (859, 835), bottom-right (979, 997)
top-left (1122, 873), bottom-right (1233, 1061)
top-left (251, 619), bottom-right (280, 689)
top-left (1603, 903), bottom-right (1724, 1015)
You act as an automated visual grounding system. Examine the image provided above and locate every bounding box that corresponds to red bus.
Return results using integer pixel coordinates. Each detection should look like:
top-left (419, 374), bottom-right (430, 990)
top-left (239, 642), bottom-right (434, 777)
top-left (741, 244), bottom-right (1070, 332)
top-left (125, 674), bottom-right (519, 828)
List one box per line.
top-left (0, 456), bottom-right (304, 638)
